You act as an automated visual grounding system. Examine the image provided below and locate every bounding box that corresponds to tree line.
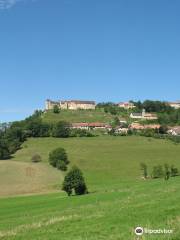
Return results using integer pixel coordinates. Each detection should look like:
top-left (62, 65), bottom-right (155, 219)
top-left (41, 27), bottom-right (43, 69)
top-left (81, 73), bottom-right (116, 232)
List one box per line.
top-left (140, 163), bottom-right (179, 180)
top-left (0, 110), bottom-right (94, 160)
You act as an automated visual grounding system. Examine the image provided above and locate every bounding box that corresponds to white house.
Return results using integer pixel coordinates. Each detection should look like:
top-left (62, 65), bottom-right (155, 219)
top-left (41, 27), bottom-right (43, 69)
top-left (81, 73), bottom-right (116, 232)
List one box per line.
top-left (130, 109), bottom-right (157, 120)
top-left (168, 101), bottom-right (180, 109)
top-left (168, 127), bottom-right (180, 136)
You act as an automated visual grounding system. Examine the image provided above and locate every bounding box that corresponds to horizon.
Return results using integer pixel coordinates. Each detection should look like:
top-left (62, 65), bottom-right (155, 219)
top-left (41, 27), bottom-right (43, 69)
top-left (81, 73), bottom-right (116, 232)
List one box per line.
top-left (0, 0), bottom-right (180, 122)
top-left (1, 98), bottom-right (179, 123)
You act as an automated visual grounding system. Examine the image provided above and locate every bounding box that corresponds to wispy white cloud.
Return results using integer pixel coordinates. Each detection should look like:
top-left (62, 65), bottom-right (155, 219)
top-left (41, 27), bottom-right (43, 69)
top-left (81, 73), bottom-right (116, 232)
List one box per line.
top-left (0, 0), bottom-right (20, 9)
top-left (0, 0), bottom-right (34, 10)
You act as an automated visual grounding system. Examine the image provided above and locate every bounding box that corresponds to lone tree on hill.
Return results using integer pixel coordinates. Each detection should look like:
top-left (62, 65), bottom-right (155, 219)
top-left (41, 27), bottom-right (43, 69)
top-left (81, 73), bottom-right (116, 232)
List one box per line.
top-left (49, 147), bottom-right (69, 171)
top-left (140, 163), bottom-right (148, 179)
top-left (62, 166), bottom-right (88, 196)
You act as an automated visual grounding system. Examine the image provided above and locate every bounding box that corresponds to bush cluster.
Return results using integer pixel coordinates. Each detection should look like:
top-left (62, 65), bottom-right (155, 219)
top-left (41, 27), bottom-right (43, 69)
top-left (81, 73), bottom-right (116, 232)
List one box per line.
top-left (49, 147), bottom-right (69, 171)
top-left (0, 126), bottom-right (26, 160)
top-left (140, 163), bottom-right (179, 180)
top-left (31, 154), bottom-right (42, 163)
top-left (53, 105), bottom-right (60, 114)
top-left (70, 129), bottom-right (95, 137)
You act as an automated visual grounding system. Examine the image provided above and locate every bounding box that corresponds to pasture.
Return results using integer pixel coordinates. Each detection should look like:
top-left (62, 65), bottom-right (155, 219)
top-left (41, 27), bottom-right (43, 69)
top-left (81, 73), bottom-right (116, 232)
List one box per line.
top-left (0, 136), bottom-right (179, 239)
top-left (42, 109), bottom-right (114, 123)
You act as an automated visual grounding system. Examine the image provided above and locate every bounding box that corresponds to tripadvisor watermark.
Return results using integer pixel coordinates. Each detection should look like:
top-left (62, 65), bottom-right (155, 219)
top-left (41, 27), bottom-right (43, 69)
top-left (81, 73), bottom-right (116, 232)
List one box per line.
top-left (134, 226), bottom-right (173, 236)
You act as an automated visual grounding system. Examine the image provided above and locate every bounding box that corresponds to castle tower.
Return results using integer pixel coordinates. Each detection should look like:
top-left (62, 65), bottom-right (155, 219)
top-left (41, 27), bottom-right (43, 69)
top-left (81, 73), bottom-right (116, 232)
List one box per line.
top-left (45, 99), bottom-right (51, 110)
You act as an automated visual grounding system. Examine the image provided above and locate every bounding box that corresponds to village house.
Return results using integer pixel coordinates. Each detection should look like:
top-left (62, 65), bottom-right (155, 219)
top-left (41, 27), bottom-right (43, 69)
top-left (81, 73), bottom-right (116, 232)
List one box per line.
top-left (129, 123), bottom-right (160, 130)
top-left (71, 123), bottom-right (90, 130)
top-left (114, 127), bottom-right (129, 134)
top-left (167, 126), bottom-right (180, 136)
top-left (118, 101), bottom-right (135, 109)
top-left (130, 109), bottom-right (158, 120)
top-left (45, 99), bottom-right (96, 110)
top-left (168, 101), bottom-right (180, 109)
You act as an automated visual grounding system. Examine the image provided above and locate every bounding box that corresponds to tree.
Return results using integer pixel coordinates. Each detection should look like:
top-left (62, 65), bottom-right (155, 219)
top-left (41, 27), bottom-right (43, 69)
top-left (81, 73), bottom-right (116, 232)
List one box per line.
top-left (170, 165), bottom-right (179, 177)
top-left (140, 163), bottom-right (148, 179)
top-left (56, 160), bottom-right (67, 171)
top-left (110, 107), bottom-right (118, 115)
top-left (164, 164), bottom-right (170, 180)
top-left (49, 147), bottom-right (69, 171)
top-left (52, 121), bottom-right (70, 138)
top-left (158, 125), bottom-right (168, 134)
top-left (62, 166), bottom-right (88, 196)
top-left (53, 105), bottom-right (60, 114)
top-left (26, 118), bottom-right (43, 137)
top-left (112, 117), bottom-right (120, 127)
top-left (0, 139), bottom-right (10, 160)
top-left (151, 165), bottom-right (164, 179)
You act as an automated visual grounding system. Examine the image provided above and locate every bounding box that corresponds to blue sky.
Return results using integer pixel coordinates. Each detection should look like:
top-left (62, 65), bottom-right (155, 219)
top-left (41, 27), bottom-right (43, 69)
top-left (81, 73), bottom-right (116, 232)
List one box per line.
top-left (0, 0), bottom-right (180, 122)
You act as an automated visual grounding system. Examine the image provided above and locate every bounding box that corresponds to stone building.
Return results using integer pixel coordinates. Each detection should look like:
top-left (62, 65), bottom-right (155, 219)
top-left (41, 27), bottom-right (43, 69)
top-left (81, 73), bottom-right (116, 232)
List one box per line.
top-left (45, 99), bottom-right (96, 110)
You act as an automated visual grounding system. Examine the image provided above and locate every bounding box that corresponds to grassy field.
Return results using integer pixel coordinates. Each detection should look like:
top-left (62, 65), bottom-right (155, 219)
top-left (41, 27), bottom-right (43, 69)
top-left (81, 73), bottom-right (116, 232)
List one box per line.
top-left (0, 136), bottom-right (180, 239)
top-left (0, 179), bottom-right (179, 239)
top-left (42, 109), bottom-right (115, 123)
top-left (0, 161), bottom-right (63, 196)
top-left (12, 136), bottom-right (180, 191)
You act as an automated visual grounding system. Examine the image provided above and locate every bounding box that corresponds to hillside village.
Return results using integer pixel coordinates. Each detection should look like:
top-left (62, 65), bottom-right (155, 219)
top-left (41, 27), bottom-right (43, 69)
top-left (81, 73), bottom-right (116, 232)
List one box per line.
top-left (45, 99), bottom-right (180, 136)
top-left (0, 101), bottom-right (180, 238)
top-left (46, 99), bottom-right (180, 111)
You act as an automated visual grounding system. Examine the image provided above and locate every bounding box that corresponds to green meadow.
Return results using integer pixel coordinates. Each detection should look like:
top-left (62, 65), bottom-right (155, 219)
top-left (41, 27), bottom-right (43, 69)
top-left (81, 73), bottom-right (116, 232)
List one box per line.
top-left (0, 136), bottom-right (180, 239)
top-left (42, 109), bottom-right (115, 123)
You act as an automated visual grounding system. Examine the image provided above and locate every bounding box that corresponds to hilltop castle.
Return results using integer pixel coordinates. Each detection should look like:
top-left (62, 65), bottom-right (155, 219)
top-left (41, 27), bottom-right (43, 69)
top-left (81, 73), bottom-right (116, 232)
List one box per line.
top-left (45, 99), bottom-right (96, 110)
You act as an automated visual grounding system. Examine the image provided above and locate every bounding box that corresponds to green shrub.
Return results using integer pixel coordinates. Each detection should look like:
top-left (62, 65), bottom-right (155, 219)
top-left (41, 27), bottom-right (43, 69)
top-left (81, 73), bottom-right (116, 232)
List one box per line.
top-left (56, 161), bottom-right (67, 171)
top-left (164, 164), bottom-right (170, 180)
top-left (140, 163), bottom-right (148, 179)
top-left (53, 105), bottom-right (60, 114)
top-left (170, 165), bottom-right (179, 177)
top-left (70, 129), bottom-right (94, 137)
top-left (49, 147), bottom-right (69, 171)
top-left (151, 165), bottom-right (164, 179)
top-left (31, 154), bottom-right (42, 163)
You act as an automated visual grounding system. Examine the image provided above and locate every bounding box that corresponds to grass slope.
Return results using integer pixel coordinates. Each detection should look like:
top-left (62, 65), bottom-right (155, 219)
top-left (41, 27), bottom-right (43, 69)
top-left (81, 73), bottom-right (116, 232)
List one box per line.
top-left (0, 179), bottom-right (179, 239)
top-left (42, 109), bottom-right (114, 123)
top-left (0, 161), bottom-right (63, 196)
top-left (0, 136), bottom-right (180, 239)
top-left (13, 136), bottom-right (180, 191)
